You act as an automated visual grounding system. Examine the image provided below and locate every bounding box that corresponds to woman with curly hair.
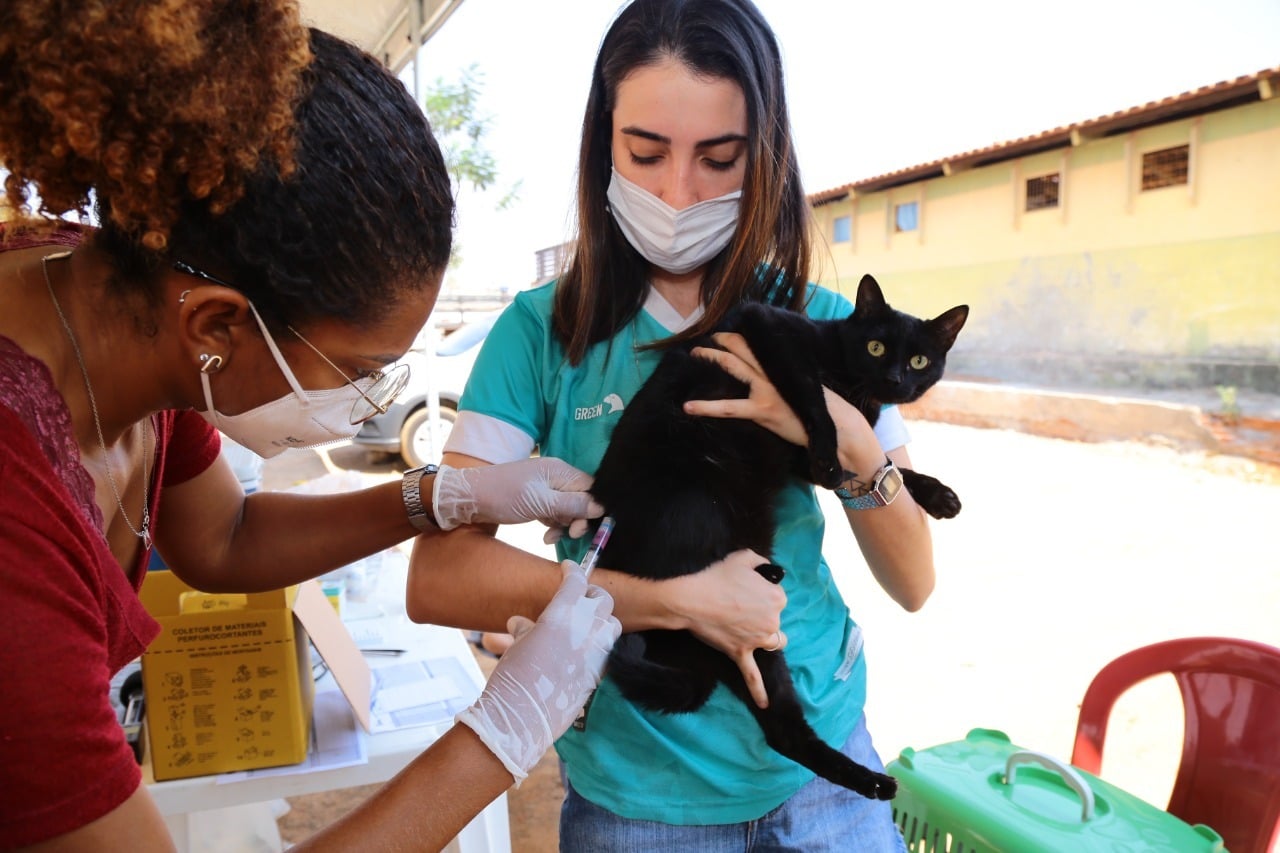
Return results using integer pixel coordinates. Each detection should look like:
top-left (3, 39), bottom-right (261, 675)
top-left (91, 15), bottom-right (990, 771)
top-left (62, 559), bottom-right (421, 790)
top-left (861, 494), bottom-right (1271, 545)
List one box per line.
top-left (0, 2), bottom-right (619, 849)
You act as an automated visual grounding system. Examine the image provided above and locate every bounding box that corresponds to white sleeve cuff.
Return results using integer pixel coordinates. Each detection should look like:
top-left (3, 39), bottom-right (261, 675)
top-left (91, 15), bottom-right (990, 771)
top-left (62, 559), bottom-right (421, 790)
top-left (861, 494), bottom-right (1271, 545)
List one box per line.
top-left (444, 410), bottom-right (537, 464)
top-left (873, 406), bottom-right (911, 452)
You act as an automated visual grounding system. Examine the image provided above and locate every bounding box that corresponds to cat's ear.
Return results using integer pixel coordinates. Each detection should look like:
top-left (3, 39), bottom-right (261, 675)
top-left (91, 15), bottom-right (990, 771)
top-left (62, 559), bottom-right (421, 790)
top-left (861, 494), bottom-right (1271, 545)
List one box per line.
top-left (855, 275), bottom-right (887, 315)
top-left (930, 305), bottom-right (969, 351)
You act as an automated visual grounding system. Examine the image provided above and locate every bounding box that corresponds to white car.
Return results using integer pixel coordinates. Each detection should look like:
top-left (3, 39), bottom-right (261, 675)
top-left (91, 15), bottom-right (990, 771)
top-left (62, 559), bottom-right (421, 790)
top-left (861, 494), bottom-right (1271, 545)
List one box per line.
top-left (352, 310), bottom-right (501, 467)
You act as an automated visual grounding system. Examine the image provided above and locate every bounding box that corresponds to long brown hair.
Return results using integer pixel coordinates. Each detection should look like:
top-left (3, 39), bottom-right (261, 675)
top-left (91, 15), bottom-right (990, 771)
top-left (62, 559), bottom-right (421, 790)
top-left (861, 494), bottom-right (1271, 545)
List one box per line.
top-left (552, 0), bottom-right (812, 365)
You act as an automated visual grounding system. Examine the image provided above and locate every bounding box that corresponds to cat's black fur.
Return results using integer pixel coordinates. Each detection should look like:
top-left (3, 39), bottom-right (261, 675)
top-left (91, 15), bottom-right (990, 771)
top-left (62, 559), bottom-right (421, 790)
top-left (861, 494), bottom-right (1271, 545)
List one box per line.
top-left (587, 274), bottom-right (968, 800)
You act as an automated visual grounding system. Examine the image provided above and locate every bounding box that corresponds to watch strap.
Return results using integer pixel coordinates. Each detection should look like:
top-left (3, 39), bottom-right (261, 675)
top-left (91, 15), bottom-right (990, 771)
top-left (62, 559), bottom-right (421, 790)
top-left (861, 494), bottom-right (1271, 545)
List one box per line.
top-left (835, 458), bottom-right (898, 510)
top-left (836, 487), bottom-right (888, 510)
top-left (402, 464), bottom-right (440, 531)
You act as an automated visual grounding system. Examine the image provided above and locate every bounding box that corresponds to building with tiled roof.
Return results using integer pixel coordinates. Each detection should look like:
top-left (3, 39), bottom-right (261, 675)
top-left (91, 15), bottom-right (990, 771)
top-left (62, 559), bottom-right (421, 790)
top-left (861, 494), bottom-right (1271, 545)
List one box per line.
top-left (809, 66), bottom-right (1280, 393)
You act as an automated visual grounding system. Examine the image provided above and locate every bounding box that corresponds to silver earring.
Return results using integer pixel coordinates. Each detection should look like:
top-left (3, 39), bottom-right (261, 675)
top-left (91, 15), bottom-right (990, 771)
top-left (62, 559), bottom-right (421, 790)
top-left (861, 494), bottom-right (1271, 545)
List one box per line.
top-left (178, 289), bottom-right (192, 305)
top-left (199, 354), bottom-right (224, 374)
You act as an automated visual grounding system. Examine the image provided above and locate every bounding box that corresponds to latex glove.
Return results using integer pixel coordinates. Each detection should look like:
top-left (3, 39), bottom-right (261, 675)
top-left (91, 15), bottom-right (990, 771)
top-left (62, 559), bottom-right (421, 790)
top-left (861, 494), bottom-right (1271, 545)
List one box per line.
top-left (432, 457), bottom-right (604, 532)
top-left (456, 561), bottom-right (621, 784)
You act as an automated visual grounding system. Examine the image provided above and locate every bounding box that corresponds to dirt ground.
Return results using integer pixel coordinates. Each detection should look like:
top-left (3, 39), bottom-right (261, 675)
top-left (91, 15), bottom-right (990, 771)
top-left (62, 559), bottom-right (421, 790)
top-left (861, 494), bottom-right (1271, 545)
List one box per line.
top-left (271, 417), bottom-right (1280, 850)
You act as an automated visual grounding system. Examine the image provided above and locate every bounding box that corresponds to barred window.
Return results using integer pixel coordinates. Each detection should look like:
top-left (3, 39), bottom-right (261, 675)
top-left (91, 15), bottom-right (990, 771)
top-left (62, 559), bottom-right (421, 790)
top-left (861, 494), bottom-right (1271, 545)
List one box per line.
top-left (1141, 145), bottom-right (1189, 191)
top-left (1025, 173), bottom-right (1060, 211)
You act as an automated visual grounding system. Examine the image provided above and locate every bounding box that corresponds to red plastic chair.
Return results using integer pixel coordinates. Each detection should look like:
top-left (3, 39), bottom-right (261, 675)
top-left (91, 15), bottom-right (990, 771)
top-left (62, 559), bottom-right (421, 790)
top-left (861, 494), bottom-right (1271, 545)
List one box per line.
top-left (1071, 637), bottom-right (1280, 853)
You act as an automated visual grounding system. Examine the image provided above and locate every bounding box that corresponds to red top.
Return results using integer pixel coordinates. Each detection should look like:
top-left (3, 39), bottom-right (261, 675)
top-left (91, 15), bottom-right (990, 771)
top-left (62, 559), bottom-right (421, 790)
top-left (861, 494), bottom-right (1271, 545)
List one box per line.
top-left (0, 227), bottom-right (222, 847)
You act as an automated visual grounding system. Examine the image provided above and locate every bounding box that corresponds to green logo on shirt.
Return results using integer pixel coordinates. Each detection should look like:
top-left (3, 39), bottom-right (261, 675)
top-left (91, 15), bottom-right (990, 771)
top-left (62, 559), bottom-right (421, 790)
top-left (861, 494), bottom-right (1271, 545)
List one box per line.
top-left (575, 393), bottom-right (625, 421)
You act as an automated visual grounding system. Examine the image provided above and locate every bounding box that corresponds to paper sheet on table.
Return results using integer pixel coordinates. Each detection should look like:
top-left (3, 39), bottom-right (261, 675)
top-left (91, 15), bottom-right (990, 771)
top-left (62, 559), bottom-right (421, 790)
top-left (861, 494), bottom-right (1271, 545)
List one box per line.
top-left (217, 689), bottom-right (367, 783)
top-left (368, 656), bottom-right (476, 733)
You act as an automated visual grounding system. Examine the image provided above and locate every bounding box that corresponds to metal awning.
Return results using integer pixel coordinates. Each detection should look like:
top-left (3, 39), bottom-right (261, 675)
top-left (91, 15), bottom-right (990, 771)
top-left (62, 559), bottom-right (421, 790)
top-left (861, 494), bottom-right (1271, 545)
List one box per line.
top-left (299, 0), bottom-right (464, 74)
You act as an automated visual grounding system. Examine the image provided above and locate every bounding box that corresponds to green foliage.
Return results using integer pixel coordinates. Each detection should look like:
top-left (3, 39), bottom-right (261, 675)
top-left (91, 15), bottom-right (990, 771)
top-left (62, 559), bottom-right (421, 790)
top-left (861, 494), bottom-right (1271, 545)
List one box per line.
top-left (421, 63), bottom-right (521, 270)
top-left (422, 63), bottom-right (520, 205)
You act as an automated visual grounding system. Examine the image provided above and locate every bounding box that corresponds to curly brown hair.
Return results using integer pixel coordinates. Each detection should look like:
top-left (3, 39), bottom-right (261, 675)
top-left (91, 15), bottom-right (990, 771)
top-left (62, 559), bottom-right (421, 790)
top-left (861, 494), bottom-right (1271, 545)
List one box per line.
top-left (0, 0), bottom-right (311, 250)
top-left (0, 4), bottom-right (453, 331)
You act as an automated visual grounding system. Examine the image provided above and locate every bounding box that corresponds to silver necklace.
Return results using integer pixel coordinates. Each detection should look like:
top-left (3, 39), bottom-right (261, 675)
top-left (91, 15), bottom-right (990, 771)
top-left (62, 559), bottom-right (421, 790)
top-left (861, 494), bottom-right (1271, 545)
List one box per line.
top-left (42, 252), bottom-right (153, 549)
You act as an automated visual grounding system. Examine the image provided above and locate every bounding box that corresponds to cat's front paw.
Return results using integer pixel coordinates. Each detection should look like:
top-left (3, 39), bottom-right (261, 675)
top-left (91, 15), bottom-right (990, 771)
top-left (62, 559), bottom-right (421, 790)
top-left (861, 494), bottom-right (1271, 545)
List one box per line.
top-left (901, 470), bottom-right (962, 519)
top-left (920, 486), bottom-right (961, 519)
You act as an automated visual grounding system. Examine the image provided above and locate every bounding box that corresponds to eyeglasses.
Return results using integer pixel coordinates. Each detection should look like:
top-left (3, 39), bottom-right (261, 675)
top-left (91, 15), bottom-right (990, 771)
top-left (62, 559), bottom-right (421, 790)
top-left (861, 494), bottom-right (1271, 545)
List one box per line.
top-left (288, 332), bottom-right (410, 424)
top-left (173, 260), bottom-right (410, 424)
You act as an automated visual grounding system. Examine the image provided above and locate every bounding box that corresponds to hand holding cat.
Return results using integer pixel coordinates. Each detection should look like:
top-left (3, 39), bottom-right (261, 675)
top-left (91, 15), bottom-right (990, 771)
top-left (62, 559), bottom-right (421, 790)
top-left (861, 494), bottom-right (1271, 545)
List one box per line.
top-left (686, 332), bottom-right (888, 459)
top-left (685, 332), bottom-right (810, 446)
top-left (667, 548), bottom-right (787, 708)
top-left (684, 333), bottom-right (889, 484)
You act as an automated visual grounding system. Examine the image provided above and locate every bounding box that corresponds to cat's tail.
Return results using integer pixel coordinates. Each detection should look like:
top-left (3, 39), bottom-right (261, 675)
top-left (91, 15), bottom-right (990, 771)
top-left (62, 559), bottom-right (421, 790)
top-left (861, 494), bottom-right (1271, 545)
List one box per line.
top-left (733, 652), bottom-right (898, 801)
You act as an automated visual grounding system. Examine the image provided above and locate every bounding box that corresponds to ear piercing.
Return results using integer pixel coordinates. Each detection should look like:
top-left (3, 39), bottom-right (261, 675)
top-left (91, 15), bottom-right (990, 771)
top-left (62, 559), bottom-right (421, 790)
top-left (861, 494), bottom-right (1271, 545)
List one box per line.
top-left (199, 354), bottom-right (224, 374)
top-left (178, 289), bottom-right (192, 305)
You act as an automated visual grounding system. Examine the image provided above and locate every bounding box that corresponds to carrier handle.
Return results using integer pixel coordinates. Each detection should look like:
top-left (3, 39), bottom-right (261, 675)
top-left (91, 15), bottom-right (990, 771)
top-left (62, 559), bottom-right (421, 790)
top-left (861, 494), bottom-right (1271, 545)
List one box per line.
top-left (1004, 750), bottom-right (1096, 822)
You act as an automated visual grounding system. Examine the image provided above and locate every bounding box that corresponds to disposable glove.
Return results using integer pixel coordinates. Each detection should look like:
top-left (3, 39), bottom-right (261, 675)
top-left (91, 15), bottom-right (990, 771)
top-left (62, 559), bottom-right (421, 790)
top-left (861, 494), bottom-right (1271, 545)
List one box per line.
top-left (432, 457), bottom-right (603, 533)
top-left (456, 561), bottom-right (621, 785)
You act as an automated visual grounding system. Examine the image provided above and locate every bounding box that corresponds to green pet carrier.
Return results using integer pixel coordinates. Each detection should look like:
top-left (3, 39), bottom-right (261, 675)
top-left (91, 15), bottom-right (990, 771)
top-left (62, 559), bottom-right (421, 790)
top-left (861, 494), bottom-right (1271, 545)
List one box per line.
top-left (886, 729), bottom-right (1226, 852)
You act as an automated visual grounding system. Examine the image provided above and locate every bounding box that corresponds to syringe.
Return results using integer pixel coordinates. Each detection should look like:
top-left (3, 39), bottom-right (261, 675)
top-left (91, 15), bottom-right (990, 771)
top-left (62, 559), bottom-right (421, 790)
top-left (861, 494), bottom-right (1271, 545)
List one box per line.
top-left (578, 516), bottom-right (615, 577)
top-left (571, 515), bottom-right (614, 733)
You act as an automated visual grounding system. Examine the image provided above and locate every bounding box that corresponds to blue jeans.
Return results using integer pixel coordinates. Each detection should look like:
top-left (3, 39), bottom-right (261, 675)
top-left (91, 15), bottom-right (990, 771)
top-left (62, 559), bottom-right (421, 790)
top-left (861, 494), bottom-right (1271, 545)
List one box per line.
top-left (559, 714), bottom-right (908, 852)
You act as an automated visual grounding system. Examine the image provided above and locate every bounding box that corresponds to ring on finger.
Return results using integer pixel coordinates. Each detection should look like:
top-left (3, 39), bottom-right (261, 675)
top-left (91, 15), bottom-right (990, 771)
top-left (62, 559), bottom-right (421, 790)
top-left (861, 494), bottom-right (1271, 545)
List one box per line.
top-left (764, 631), bottom-right (782, 653)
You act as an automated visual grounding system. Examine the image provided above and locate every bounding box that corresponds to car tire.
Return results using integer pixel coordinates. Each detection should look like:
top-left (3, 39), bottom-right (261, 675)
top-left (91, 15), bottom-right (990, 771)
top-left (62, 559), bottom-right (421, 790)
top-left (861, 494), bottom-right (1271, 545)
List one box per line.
top-left (400, 402), bottom-right (458, 468)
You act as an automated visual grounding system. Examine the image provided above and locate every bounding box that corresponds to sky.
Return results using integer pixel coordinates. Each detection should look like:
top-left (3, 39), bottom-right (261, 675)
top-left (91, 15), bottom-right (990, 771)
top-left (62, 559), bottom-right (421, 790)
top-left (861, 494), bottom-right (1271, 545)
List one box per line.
top-left (410, 0), bottom-right (1280, 294)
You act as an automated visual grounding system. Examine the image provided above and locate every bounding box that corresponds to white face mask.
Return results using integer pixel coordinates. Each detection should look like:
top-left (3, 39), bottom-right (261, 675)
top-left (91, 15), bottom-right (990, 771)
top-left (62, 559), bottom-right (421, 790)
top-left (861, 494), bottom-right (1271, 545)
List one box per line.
top-left (606, 167), bottom-right (742, 275)
top-left (198, 301), bottom-right (369, 458)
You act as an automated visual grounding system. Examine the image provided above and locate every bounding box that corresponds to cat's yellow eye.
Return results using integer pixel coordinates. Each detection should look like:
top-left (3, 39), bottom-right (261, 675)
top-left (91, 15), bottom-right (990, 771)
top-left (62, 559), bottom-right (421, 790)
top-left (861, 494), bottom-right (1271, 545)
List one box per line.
top-left (867, 341), bottom-right (886, 357)
top-left (910, 354), bottom-right (930, 369)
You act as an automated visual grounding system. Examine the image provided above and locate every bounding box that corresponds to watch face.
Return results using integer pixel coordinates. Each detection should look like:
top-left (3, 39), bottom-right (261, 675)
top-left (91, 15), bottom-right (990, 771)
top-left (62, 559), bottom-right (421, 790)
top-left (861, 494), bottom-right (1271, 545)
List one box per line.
top-left (878, 465), bottom-right (904, 504)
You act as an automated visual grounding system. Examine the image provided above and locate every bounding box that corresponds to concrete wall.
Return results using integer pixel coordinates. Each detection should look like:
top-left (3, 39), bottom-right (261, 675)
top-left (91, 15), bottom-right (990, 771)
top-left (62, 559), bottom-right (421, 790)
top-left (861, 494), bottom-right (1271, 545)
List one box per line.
top-left (811, 98), bottom-right (1280, 392)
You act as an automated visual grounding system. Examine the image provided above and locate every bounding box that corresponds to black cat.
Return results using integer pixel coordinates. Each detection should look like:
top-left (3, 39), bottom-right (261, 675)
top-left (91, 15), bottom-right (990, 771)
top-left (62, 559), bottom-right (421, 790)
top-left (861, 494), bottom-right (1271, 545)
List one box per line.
top-left (587, 274), bottom-right (968, 800)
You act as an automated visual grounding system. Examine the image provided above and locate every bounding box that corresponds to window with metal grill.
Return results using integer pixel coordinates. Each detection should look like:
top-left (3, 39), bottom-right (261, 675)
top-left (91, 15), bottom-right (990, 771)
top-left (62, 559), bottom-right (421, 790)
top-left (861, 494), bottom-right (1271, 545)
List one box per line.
top-left (1141, 145), bottom-right (1189, 190)
top-left (1025, 173), bottom-right (1060, 211)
